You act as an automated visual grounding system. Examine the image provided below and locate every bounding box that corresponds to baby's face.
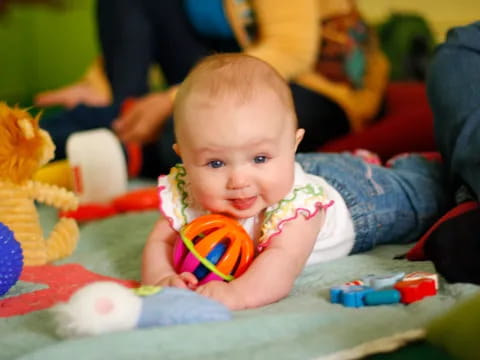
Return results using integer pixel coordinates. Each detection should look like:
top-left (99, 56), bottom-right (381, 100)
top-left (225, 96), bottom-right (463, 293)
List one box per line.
top-left (175, 89), bottom-right (303, 219)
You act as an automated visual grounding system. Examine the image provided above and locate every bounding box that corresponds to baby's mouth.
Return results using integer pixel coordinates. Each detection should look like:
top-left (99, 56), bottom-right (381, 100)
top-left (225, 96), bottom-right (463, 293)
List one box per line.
top-left (229, 196), bottom-right (257, 210)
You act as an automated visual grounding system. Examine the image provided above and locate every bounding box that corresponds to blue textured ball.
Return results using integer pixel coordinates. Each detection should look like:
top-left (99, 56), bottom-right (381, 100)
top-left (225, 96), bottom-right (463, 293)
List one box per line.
top-left (0, 222), bottom-right (23, 297)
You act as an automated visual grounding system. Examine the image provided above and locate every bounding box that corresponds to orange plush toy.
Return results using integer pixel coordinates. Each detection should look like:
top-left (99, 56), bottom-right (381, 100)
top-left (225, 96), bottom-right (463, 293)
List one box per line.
top-left (0, 102), bottom-right (79, 265)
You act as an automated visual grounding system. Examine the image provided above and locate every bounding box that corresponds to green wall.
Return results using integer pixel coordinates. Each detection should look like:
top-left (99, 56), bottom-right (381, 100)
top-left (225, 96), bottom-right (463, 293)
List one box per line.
top-left (0, 0), bottom-right (98, 106)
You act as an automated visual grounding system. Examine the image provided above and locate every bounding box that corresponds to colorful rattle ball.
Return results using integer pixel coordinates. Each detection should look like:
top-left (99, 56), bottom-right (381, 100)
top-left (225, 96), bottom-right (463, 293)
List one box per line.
top-left (0, 222), bottom-right (24, 296)
top-left (173, 214), bottom-right (254, 285)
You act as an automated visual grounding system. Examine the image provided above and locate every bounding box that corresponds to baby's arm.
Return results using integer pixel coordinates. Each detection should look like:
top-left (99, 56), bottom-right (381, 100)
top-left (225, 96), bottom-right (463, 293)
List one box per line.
top-left (196, 210), bottom-right (326, 309)
top-left (142, 217), bottom-right (198, 289)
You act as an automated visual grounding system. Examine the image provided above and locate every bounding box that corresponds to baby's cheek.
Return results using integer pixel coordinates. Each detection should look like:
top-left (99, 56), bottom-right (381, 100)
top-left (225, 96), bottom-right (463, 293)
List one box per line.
top-left (194, 187), bottom-right (225, 209)
top-left (265, 182), bottom-right (291, 205)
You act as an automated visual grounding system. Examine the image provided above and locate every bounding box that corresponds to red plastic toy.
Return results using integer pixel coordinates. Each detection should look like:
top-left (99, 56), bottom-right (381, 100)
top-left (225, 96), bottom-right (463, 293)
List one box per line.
top-left (59, 203), bottom-right (118, 222)
top-left (60, 186), bottom-right (159, 222)
top-left (394, 278), bottom-right (437, 304)
top-left (112, 187), bottom-right (159, 212)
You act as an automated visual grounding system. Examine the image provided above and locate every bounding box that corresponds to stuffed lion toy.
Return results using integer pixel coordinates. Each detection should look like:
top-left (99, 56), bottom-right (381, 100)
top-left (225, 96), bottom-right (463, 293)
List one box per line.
top-left (0, 102), bottom-right (79, 265)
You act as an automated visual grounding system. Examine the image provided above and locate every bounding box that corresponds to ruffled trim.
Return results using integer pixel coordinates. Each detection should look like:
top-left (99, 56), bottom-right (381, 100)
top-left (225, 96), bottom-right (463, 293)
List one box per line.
top-left (157, 165), bottom-right (190, 231)
top-left (158, 183), bottom-right (174, 229)
top-left (257, 184), bottom-right (333, 251)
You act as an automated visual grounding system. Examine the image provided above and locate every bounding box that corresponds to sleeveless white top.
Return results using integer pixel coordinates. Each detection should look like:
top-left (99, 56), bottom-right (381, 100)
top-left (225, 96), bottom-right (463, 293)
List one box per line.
top-left (158, 162), bottom-right (355, 265)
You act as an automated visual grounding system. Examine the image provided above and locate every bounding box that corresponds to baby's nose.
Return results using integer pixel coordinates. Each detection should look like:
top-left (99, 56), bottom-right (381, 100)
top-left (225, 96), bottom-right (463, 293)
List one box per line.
top-left (226, 170), bottom-right (249, 190)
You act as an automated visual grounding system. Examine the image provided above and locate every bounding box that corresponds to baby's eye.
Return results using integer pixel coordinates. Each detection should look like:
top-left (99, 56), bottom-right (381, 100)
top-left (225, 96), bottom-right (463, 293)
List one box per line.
top-left (207, 160), bottom-right (224, 168)
top-left (254, 155), bottom-right (267, 164)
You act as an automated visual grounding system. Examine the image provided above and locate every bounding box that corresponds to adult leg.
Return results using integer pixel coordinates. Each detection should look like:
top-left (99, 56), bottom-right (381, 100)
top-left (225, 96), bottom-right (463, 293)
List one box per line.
top-left (140, 0), bottom-right (222, 85)
top-left (290, 84), bottom-right (350, 152)
top-left (416, 22), bottom-right (480, 284)
top-left (97, 0), bottom-right (154, 101)
top-left (427, 21), bottom-right (480, 200)
top-left (98, 0), bottom-right (219, 96)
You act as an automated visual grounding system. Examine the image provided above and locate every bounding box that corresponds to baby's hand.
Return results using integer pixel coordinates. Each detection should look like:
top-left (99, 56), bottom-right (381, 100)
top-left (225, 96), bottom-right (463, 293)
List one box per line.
top-left (196, 281), bottom-right (245, 310)
top-left (157, 272), bottom-right (198, 290)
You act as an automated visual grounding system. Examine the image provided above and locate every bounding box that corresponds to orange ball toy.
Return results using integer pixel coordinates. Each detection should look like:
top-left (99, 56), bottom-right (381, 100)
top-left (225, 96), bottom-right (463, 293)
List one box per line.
top-left (173, 214), bottom-right (254, 284)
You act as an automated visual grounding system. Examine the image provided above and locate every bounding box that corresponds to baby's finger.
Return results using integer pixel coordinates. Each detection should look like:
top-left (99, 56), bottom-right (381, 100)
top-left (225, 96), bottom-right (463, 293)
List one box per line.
top-left (179, 272), bottom-right (198, 289)
top-left (169, 277), bottom-right (189, 289)
top-left (195, 284), bottom-right (212, 297)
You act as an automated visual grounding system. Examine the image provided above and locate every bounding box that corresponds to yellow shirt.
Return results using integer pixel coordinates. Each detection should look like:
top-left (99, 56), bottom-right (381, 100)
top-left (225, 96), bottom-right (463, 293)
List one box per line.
top-left (225, 0), bottom-right (390, 131)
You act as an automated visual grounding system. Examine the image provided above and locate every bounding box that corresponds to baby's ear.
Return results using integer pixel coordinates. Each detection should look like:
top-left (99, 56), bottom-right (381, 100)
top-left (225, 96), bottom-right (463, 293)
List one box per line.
top-left (172, 143), bottom-right (181, 157)
top-left (294, 128), bottom-right (305, 150)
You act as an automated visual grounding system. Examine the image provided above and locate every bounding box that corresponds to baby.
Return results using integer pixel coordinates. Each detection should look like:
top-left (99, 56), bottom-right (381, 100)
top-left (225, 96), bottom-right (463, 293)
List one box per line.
top-left (142, 53), bottom-right (450, 310)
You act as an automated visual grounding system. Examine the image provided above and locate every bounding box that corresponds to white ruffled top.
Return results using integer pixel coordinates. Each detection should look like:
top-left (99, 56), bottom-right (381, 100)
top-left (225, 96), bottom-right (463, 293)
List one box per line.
top-left (158, 162), bottom-right (355, 265)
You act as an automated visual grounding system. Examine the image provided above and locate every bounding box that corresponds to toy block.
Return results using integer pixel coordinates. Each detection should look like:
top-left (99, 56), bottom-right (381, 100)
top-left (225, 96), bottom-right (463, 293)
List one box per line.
top-left (364, 289), bottom-right (401, 305)
top-left (330, 285), bottom-right (374, 307)
top-left (403, 271), bottom-right (439, 290)
top-left (394, 278), bottom-right (436, 304)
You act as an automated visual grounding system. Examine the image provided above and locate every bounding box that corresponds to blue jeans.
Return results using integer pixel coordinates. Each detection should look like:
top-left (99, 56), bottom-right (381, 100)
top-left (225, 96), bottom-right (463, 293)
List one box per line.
top-left (427, 21), bottom-right (480, 200)
top-left (295, 152), bottom-right (451, 253)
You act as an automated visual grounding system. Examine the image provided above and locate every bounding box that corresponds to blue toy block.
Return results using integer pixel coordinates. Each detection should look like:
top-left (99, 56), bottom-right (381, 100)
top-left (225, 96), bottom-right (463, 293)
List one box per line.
top-left (330, 285), bottom-right (351, 303)
top-left (364, 289), bottom-right (402, 305)
top-left (341, 286), bottom-right (375, 307)
top-left (330, 285), bottom-right (374, 307)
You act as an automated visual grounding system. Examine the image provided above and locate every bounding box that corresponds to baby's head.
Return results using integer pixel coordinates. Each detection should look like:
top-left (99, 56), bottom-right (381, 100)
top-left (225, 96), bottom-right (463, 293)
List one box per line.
top-left (173, 54), bottom-right (304, 219)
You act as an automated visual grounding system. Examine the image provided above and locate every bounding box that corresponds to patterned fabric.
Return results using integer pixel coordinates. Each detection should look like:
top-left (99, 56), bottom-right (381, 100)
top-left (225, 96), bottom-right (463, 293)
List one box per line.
top-left (221, 0), bottom-right (370, 88)
top-left (157, 163), bottom-right (332, 250)
top-left (315, 8), bottom-right (369, 88)
top-left (260, 182), bottom-right (330, 249)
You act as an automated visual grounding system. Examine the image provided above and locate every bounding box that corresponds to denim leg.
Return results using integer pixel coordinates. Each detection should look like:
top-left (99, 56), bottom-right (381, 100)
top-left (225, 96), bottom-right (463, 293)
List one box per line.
top-left (40, 103), bottom-right (121, 160)
top-left (427, 21), bottom-right (480, 200)
top-left (141, 0), bottom-right (220, 85)
top-left (97, 0), bottom-right (220, 100)
top-left (383, 154), bottom-right (451, 242)
top-left (295, 152), bottom-right (450, 253)
top-left (97, 0), bottom-right (153, 101)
